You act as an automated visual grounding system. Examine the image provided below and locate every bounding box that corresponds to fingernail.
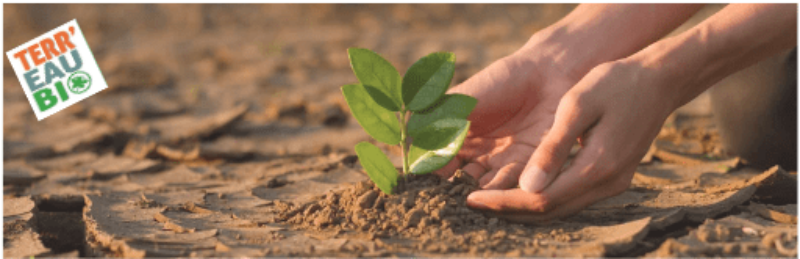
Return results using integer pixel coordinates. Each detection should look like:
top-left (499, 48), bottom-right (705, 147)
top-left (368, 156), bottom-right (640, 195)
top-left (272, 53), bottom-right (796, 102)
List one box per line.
top-left (520, 166), bottom-right (547, 193)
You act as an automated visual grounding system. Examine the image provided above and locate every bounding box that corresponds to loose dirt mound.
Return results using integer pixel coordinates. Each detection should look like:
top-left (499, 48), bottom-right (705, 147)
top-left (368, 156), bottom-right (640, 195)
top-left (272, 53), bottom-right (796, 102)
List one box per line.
top-left (275, 170), bottom-right (554, 255)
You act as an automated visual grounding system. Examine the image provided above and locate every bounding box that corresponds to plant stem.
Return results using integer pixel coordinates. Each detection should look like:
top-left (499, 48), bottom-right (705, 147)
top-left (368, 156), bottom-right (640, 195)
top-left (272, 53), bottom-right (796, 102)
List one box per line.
top-left (398, 110), bottom-right (409, 176)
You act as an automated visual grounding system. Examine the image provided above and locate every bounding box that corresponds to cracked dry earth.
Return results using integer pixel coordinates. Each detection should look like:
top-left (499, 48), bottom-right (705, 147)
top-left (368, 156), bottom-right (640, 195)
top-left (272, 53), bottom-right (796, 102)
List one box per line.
top-left (4, 4), bottom-right (798, 258)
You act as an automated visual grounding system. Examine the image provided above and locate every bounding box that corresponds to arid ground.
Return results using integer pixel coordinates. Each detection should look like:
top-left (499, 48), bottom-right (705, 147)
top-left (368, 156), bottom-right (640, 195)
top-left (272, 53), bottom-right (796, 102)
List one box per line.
top-left (4, 4), bottom-right (797, 257)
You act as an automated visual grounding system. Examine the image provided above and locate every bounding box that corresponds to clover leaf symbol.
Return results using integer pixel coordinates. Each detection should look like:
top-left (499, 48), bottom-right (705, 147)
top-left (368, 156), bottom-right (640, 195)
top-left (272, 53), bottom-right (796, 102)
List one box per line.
top-left (71, 76), bottom-right (88, 89)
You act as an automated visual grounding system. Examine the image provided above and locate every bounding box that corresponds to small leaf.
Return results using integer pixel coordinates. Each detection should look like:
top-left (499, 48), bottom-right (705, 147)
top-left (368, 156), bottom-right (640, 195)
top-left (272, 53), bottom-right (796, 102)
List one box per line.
top-left (363, 85), bottom-right (400, 111)
top-left (411, 118), bottom-right (470, 151)
top-left (408, 94), bottom-right (477, 137)
top-left (407, 143), bottom-right (426, 166)
top-left (355, 142), bottom-right (399, 194)
top-left (341, 84), bottom-right (401, 145)
top-left (409, 121), bottom-right (469, 174)
top-left (402, 52), bottom-right (456, 111)
top-left (348, 48), bottom-right (402, 111)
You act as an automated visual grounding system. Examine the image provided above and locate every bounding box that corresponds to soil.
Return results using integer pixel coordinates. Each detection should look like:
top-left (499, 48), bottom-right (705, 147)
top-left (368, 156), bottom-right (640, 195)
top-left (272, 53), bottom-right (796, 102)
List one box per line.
top-left (273, 170), bottom-right (549, 256)
top-left (3, 4), bottom-right (797, 258)
top-left (648, 209), bottom-right (798, 257)
top-left (265, 164), bottom-right (792, 257)
top-left (269, 169), bottom-right (647, 257)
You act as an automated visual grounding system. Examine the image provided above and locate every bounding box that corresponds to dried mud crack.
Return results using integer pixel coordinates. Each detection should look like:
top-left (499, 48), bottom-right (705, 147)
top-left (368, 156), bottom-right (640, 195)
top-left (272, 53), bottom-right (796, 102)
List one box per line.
top-left (30, 195), bottom-right (89, 257)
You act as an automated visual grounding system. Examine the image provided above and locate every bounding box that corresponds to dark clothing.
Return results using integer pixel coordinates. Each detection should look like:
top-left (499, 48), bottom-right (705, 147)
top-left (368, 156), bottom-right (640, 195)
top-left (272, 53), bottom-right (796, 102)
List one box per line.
top-left (709, 48), bottom-right (797, 170)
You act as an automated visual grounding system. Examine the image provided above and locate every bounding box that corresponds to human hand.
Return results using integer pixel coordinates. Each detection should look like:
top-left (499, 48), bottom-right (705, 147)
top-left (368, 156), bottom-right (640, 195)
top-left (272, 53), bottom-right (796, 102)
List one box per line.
top-left (431, 3), bottom-right (713, 221)
top-left (465, 60), bottom-right (675, 222)
top-left (437, 3), bottom-right (794, 223)
top-left (434, 3), bottom-right (704, 186)
top-left (432, 48), bottom-right (581, 190)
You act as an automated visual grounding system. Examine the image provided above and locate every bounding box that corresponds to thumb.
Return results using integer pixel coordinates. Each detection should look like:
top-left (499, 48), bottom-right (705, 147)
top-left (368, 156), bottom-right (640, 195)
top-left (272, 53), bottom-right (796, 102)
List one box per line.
top-left (520, 95), bottom-right (598, 193)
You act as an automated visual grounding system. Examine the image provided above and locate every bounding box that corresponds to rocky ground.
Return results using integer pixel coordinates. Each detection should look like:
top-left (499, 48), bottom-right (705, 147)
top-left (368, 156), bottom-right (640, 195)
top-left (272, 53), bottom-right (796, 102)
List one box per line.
top-left (4, 4), bottom-right (797, 257)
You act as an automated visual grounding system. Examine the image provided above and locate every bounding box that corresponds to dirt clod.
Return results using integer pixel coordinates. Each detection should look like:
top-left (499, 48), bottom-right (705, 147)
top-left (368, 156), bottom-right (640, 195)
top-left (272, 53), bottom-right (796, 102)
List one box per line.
top-left (357, 190), bottom-right (379, 210)
top-left (696, 223), bottom-right (732, 242)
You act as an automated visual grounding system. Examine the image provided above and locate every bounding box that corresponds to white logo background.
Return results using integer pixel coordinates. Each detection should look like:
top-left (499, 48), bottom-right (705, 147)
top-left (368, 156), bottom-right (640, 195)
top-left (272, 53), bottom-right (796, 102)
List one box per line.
top-left (6, 19), bottom-right (108, 120)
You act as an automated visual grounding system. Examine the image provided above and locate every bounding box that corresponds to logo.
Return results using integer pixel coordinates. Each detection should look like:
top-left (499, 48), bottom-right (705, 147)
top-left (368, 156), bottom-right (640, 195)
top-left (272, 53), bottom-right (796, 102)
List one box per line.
top-left (6, 19), bottom-right (108, 120)
top-left (67, 71), bottom-right (91, 94)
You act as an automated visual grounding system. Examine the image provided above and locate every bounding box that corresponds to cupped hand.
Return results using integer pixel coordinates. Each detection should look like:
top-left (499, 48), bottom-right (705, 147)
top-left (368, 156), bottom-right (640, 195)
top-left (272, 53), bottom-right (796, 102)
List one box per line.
top-left (434, 49), bottom-right (581, 190)
top-left (465, 60), bottom-right (677, 222)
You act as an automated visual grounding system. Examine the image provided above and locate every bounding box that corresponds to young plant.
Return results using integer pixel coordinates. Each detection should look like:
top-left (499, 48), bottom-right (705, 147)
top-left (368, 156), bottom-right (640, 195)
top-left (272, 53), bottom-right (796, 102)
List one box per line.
top-left (342, 48), bottom-right (477, 195)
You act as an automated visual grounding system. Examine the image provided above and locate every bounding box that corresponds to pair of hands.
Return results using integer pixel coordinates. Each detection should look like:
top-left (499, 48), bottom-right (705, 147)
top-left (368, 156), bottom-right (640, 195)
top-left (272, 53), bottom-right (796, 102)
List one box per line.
top-left (434, 4), bottom-right (796, 222)
top-left (436, 49), bottom-right (674, 222)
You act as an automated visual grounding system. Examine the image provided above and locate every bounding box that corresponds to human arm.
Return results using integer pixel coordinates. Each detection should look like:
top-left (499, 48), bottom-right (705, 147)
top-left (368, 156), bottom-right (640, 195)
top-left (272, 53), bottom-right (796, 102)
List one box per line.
top-left (468, 4), bottom-right (798, 222)
top-left (437, 4), bottom-right (705, 190)
top-left (453, 4), bottom-right (705, 138)
top-left (638, 3), bottom-right (798, 109)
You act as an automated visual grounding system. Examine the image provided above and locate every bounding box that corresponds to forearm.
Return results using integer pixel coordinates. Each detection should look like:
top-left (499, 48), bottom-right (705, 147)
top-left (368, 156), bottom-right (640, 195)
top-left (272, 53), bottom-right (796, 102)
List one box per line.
top-left (631, 4), bottom-right (797, 109)
top-left (520, 4), bottom-right (705, 80)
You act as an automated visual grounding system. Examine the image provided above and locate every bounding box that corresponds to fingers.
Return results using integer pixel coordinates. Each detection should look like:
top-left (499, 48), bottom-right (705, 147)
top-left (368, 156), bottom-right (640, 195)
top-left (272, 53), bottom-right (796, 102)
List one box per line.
top-left (529, 118), bottom-right (622, 207)
top-left (473, 185), bottom-right (612, 223)
top-left (466, 169), bottom-right (631, 223)
top-left (481, 162), bottom-right (525, 190)
top-left (466, 119), bottom-right (639, 223)
top-left (466, 189), bottom-right (550, 213)
top-left (531, 145), bottom-right (610, 208)
top-left (439, 136), bottom-right (495, 180)
top-left (433, 157), bottom-right (462, 179)
top-left (478, 170), bottom-right (497, 187)
top-left (519, 93), bottom-right (599, 193)
top-left (459, 137), bottom-right (500, 160)
top-left (461, 162), bottom-right (488, 181)
top-left (468, 148), bottom-right (612, 213)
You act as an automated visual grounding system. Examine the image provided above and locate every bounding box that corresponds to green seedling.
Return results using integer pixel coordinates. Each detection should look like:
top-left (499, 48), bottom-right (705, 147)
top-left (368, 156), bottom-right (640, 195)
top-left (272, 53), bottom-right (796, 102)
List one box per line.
top-left (342, 48), bottom-right (477, 195)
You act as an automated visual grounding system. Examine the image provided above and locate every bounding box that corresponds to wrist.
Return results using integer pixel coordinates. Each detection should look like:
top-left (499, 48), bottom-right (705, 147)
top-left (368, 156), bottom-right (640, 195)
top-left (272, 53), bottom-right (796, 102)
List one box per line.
top-left (623, 31), bottom-right (716, 112)
top-left (513, 4), bottom-right (705, 92)
top-left (624, 4), bottom-right (798, 112)
top-left (606, 55), bottom-right (684, 120)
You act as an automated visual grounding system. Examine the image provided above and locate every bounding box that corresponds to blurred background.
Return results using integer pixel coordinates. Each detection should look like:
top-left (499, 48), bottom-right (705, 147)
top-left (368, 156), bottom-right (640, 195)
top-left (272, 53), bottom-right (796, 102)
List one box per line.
top-left (7, 4), bottom-right (790, 167)
top-left (4, 4), bottom-right (581, 157)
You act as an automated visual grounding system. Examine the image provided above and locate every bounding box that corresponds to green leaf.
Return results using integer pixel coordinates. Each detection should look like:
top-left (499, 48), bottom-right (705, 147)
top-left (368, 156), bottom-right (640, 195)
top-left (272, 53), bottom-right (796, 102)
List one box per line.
top-left (363, 85), bottom-right (400, 111)
top-left (411, 118), bottom-right (470, 151)
top-left (355, 142), bottom-right (399, 194)
top-left (407, 143), bottom-right (426, 167)
top-left (402, 52), bottom-right (456, 111)
top-left (409, 121), bottom-right (469, 174)
top-left (341, 84), bottom-right (401, 145)
top-left (348, 48), bottom-right (402, 111)
top-left (408, 94), bottom-right (477, 138)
